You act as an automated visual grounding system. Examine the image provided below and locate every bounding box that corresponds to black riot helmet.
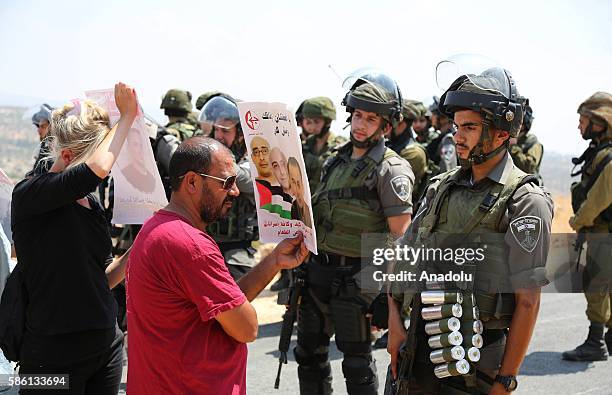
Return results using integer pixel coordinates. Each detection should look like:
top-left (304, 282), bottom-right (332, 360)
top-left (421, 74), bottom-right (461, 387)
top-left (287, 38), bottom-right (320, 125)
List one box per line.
top-left (341, 68), bottom-right (403, 124)
top-left (436, 54), bottom-right (524, 167)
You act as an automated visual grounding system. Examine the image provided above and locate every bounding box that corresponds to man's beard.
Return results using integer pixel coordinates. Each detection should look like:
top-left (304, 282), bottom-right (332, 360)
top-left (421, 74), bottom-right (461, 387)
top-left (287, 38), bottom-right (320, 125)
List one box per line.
top-left (199, 192), bottom-right (235, 223)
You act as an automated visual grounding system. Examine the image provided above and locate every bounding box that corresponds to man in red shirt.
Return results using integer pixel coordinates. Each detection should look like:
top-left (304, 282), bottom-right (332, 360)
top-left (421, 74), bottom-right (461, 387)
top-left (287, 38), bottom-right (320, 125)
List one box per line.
top-left (127, 136), bottom-right (309, 395)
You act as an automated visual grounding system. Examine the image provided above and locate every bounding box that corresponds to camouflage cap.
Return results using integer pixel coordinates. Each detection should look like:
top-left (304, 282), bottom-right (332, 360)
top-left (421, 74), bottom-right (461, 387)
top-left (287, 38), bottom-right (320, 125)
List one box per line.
top-left (301, 96), bottom-right (336, 121)
top-left (578, 91), bottom-right (612, 132)
top-left (160, 89), bottom-right (193, 113)
top-left (411, 101), bottom-right (429, 118)
top-left (401, 99), bottom-right (421, 121)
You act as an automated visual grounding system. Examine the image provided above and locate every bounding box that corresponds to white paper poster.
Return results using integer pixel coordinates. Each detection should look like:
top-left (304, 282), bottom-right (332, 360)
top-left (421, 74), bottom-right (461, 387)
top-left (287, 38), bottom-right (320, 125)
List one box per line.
top-left (85, 89), bottom-right (167, 224)
top-left (237, 102), bottom-right (317, 254)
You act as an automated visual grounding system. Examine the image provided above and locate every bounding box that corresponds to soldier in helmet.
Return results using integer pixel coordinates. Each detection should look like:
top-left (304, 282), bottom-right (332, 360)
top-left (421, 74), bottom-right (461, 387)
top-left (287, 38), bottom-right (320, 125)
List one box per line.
top-left (28, 103), bottom-right (54, 176)
top-left (196, 91), bottom-right (236, 136)
top-left (294, 70), bottom-right (414, 395)
top-left (387, 57), bottom-right (553, 394)
top-left (299, 97), bottom-right (346, 193)
top-left (412, 101), bottom-right (433, 140)
top-left (509, 100), bottom-right (544, 180)
top-left (426, 96), bottom-right (458, 175)
top-left (562, 92), bottom-right (612, 361)
top-left (386, 99), bottom-right (428, 206)
top-left (199, 95), bottom-right (258, 280)
top-left (160, 89), bottom-right (199, 141)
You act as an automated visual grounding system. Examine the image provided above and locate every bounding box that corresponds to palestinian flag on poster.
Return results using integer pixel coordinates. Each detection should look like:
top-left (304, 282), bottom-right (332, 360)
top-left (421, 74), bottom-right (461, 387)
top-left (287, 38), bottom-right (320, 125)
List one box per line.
top-left (256, 180), bottom-right (293, 219)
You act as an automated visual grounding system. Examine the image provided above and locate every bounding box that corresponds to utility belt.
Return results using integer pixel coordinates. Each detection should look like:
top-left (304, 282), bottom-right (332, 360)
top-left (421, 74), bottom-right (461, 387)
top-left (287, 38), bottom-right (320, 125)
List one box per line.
top-left (218, 241), bottom-right (255, 255)
top-left (312, 252), bottom-right (363, 269)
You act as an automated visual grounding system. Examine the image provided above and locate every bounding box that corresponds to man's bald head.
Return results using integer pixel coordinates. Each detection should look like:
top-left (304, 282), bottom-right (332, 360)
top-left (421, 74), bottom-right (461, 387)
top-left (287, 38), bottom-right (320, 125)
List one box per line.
top-left (169, 136), bottom-right (232, 191)
top-left (250, 136), bottom-right (272, 178)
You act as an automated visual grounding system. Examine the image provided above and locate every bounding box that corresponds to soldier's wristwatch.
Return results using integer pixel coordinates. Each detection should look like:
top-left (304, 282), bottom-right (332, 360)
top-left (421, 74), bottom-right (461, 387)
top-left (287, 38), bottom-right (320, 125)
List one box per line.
top-left (494, 375), bottom-right (518, 391)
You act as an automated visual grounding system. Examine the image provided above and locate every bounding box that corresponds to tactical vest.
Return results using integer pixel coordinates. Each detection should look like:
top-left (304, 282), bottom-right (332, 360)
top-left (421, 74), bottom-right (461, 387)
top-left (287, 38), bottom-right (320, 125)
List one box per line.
top-left (312, 147), bottom-right (399, 257)
top-left (415, 165), bottom-right (537, 329)
top-left (166, 120), bottom-right (198, 141)
top-left (570, 142), bottom-right (612, 229)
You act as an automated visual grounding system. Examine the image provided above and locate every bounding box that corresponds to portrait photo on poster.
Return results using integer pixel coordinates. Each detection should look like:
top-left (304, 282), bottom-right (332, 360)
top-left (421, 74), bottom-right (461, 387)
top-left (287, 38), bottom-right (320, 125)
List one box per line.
top-left (85, 89), bottom-right (168, 225)
top-left (238, 102), bottom-right (317, 254)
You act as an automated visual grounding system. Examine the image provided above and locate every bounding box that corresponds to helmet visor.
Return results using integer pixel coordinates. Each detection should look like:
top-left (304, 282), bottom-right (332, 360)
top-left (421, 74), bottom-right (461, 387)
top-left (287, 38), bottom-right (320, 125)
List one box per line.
top-left (199, 96), bottom-right (240, 130)
top-left (436, 54), bottom-right (512, 99)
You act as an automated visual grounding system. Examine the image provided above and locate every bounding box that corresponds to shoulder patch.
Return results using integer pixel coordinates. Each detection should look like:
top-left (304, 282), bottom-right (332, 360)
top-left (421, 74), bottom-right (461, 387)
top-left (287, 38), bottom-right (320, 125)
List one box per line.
top-left (509, 215), bottom-right (542, 252)
top-left (390, 175), bottom-right (411, 202)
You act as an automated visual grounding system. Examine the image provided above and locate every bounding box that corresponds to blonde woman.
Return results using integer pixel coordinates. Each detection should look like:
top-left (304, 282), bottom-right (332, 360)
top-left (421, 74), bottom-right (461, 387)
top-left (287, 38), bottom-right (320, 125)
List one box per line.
top-left (11, 83), bottom-right (137, 394)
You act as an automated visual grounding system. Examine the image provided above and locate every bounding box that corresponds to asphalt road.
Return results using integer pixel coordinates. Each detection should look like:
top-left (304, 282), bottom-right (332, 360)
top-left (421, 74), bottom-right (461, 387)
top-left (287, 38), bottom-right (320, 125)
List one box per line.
top-left (2, 293), bottom-right (610, 394)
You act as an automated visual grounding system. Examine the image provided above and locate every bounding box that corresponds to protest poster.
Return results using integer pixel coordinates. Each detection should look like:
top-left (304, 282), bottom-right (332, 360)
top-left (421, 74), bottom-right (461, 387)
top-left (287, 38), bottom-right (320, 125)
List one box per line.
top-left (0, 169), bottom-right (13, 243)
top-left (85, 89), bottom-right (167, 224)
top-left (237, 102), bottom-right (317, 254)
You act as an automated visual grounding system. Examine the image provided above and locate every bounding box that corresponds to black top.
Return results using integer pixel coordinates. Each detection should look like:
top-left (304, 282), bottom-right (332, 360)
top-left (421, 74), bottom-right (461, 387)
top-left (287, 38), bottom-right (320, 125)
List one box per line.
top-left (11, 163), bottom-right (118, 364)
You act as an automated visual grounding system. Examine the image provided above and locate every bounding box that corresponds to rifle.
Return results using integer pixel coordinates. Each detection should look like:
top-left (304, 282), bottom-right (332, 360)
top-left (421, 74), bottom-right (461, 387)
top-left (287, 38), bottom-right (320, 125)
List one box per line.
top-left (573, 231), bottom-right (586, 272)
top-left (384, 294), bottom-right (421, 394)
top-left (274, 267), bottom-right (305, 389)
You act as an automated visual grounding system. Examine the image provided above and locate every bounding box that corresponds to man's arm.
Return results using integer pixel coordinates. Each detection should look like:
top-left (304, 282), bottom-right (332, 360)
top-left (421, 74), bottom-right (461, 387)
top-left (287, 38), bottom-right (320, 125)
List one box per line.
top-left (387, 214), bottom-right (412, 238)
top-left (491, 288), bottom-right (541, 394)
top-left (105, 247), bottom-right (131, 289)
top-left (215, 234), bottom-right (309, 343)
top-left (570, 161), bottom-right (612, 230)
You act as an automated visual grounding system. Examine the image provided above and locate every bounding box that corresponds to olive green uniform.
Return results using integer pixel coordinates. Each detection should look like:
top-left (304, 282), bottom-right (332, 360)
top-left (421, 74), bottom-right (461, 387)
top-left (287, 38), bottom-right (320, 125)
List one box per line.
top-left (570, 143), bottom-right (612, 327)
top-left (392, 153), bottom-right (553, 393)
top-left (509, 132), bottom-right (544, 176)
top-left (295, 138), bottom-right (414, 395)
top-left (302, 132), bottom-right (346, 193)
top-left (386, 129), bottom-right (427, 205)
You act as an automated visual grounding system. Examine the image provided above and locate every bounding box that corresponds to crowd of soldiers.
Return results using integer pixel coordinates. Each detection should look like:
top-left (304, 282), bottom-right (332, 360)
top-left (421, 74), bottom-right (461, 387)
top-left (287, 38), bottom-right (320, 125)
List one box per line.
top-left (20, 55), bottom-right (612, 395)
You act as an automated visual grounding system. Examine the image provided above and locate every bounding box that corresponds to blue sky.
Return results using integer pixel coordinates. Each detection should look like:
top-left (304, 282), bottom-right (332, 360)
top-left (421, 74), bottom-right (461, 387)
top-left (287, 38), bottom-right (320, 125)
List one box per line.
top-left (1, 0), bottom-right (611, 154)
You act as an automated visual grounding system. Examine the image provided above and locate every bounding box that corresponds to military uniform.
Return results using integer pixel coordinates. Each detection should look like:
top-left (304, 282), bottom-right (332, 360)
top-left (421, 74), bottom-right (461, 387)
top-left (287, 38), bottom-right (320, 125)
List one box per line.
top-left (386, 129), bottom-right (427, 205)
top-left (392, 153), bottom-right (552, 393)
top-left (564, 92), bottom-right (612, 360)
top-left (302, 132), bottom-right (346, 193)
top-left (509, 132), bottom-right (544, 176)
top-left (296, 137), bottom-right (414, 394)
top-left (387, 60), bottom-right (553, 394)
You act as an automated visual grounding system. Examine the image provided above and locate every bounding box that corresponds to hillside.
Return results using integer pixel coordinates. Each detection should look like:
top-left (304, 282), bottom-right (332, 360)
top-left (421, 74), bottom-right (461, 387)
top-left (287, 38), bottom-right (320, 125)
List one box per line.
top-left (0, 106), bottom-right (39, 180)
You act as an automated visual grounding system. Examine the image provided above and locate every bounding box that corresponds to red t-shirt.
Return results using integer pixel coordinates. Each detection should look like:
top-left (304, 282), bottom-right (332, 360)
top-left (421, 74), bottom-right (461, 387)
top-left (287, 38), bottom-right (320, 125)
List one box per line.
top-left (126, 210), bottom-right (248, 395)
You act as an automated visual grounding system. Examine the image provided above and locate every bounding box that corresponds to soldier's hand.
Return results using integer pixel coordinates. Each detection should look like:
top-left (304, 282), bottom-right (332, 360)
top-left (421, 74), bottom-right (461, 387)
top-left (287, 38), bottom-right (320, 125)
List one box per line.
top-left (273, 232), bottom-right (309, 270)
top-left (115, 82), bottom-right (138, 120)
top-left (488, 382), bottom-right (510, 395)
top-left (387, 315), bottom-right (407, 379)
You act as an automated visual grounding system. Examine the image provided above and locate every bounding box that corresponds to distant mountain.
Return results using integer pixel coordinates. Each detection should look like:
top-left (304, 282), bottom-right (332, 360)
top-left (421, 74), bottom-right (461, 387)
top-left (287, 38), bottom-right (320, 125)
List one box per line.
top-left (0, 106), bottom-right (40, 181)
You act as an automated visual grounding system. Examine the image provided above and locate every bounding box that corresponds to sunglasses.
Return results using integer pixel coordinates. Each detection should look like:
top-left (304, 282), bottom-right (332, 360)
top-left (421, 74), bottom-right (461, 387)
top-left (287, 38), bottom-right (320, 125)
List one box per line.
top-left (180, 172), bottom-right (237, 191)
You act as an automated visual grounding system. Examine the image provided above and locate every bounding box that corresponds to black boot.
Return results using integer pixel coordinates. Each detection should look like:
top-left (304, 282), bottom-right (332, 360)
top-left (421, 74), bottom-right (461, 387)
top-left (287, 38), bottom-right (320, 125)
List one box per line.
top-left (605, 328), bottom-right (612, 354)
top-left (562, 322), bottom-right (608, 361)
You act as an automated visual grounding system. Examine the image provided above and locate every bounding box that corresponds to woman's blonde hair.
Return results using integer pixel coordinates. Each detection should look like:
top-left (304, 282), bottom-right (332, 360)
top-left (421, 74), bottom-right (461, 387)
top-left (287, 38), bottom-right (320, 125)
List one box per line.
top-left (45, 100), bottom-right (111, 169)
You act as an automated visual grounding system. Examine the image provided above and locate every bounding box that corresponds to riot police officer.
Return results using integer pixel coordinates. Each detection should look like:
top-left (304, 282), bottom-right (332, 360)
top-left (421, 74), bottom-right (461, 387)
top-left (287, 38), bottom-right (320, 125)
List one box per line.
top-left (195, 91), bottom-right (236, 136)
top-left (509, 101), bottom-right (544, 180)
top-left (160, 89), bottom-right (199, 141)
top-left (387, 56), bottom-right (553, 394)
top-left (386, 99), bottom-right (428, 207)
top-left (295, 70), bottom-right (414, 395)
top-left (563, 92), bottom-right (612, 361)
top-left (199, 95), bottom-right (258, 280)
top-left (426, 96), bottom-right (458, 174)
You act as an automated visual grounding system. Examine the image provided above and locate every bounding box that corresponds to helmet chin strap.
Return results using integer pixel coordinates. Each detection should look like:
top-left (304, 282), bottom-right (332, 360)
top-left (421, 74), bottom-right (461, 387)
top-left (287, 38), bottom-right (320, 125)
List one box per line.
top-left (314, 122), bottom-right (331, 140)
top-left (458, 123), bottom-right (509, 168)
top-left (350, 126), bottom-right (384, 149)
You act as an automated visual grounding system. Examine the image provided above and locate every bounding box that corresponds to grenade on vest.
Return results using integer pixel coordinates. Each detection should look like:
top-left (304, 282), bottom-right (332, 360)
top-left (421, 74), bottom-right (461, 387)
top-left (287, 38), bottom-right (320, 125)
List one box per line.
top-left (425, 317), bottom-right (461, 335)
top-left (434, 360), bottom-right (471, 379)
top-left (429, 346), bottom-right (465, 364)
top-left (421, 303), bottom-right (463, 320)
top-left (428, 331), bottom-right (463, 348)
top-left (463, 333), bottom-right (483, 348)
top-left (421, 290), bottom-right (463, 305)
